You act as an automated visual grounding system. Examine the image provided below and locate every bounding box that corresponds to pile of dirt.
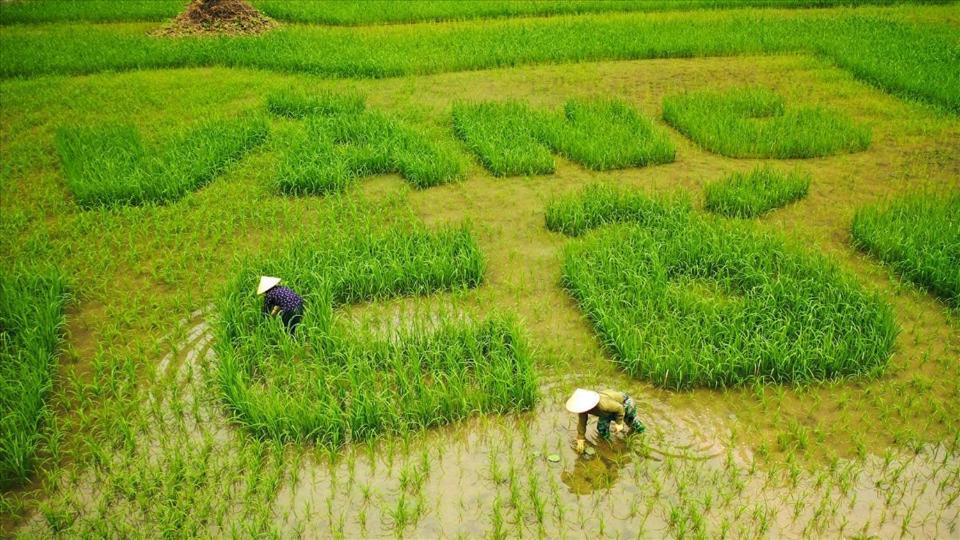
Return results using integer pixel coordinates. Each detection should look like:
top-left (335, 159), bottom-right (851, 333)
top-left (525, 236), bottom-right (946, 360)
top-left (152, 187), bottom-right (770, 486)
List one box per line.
top-left (153, 0), bottom-right (275, 37)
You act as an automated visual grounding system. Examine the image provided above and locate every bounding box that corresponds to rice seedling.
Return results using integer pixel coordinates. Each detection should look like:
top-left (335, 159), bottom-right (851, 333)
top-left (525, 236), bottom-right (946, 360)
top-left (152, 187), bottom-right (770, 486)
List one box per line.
top-left (851, 191), bottom-right (960, 306)
top-left (214, 225), bottom-right (538, 445)
top-left (453, 98), bottom-right (674, 176)
top-left (559, 196), bottom-right (897, 388)
top-left (277, 111), bottom-right (465, 195)
top-left (0, 1), bottom-right (945, 25)
top-left (265, 88), bottom-right (365, 119)
top-left (541, 98), bottom-right (675, 171)
top-left (0, 269), bottom-right (68, 489)
top-left (704, 165), bottom-right (811, 218)
top-left (55, 114), bottom-right (268, 208)
top-left (662, 87), bottom-right (871, 158)
top-left (452, 101), bottom-right (555, 177)
top-left (1, 11), bottom-right (957, 112)
top-left (545, 183), bottom-right (691, 236)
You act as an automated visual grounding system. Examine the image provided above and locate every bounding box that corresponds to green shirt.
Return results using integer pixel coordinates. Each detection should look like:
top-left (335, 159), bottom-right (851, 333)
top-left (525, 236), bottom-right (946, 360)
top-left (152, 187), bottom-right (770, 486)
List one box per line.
top-left (576, 389), bottom-right (625, 438)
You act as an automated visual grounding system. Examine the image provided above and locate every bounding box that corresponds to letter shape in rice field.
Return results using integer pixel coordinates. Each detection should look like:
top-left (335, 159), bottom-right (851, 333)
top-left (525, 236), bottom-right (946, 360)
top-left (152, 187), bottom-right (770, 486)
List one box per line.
top-left (214, 225), bottom-right (538, 446)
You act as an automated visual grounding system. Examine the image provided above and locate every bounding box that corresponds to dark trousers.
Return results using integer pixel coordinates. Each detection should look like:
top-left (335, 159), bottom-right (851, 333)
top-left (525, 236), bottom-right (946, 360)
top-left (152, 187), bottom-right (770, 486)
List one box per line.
top-left (279, 307), bottom-right (303, 334)
top-left (598, 394), bottom-right (645, 440)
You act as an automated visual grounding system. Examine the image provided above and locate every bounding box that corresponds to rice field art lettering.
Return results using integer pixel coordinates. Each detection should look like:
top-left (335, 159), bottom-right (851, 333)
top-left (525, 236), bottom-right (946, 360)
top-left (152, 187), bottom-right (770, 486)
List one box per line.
top-left (453, 98), bottom-right (675, 176)
top-left (704, 165), bottom-right (811, 219)
top-left (662, 87), bottom-right (871, 158)
top-left (4, 1), bottom-right (960, 535)
top-left (55, 114), bottom-right (268, 208)
top-left (0, 269), bottom-right (67, 489)
top-left (276, 107), bottom-right (465, 195)
top-left (214, 225), bottom-right (537, 445)
top-left (549, 186), bottom-right (897, 389)
top-left (852, 191), bottom-right (960, 306)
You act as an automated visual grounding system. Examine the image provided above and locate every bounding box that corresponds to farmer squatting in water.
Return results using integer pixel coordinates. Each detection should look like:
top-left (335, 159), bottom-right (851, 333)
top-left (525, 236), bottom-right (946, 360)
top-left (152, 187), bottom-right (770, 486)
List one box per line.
top-left (566, 388), bottom-right (645, 454)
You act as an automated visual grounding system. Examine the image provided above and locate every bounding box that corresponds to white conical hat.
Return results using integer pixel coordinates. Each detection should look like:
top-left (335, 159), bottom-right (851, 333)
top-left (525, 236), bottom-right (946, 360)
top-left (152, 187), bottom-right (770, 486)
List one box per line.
top-left (565, 388), bottom-right (600, 413)
top-left (257, 276), bottom-right (281, 295)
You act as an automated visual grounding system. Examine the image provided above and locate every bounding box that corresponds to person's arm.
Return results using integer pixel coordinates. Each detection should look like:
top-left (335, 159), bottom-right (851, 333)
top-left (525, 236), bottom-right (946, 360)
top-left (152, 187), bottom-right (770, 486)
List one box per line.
top-left (577, 412), bottom-right (588, 439)
top-left (263, 291), bottom-right (278, 315)
top-left (613, 403), bottom-right (625, 425)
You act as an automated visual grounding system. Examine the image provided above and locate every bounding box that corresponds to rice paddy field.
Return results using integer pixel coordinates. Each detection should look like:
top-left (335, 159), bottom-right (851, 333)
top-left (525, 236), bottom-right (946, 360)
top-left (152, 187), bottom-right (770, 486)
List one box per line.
top-left (1, 0), bottom-right (959, 538)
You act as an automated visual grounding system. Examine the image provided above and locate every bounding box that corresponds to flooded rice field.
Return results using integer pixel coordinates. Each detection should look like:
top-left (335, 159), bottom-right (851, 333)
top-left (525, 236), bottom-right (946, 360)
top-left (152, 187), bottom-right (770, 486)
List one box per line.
top-left (18, 310), bottom-right (958, 538)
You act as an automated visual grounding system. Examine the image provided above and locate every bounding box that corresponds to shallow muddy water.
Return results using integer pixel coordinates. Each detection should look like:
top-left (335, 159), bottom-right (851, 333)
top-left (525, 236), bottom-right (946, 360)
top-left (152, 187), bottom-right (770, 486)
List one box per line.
top-left (18, 310), bottom-right (958, 538)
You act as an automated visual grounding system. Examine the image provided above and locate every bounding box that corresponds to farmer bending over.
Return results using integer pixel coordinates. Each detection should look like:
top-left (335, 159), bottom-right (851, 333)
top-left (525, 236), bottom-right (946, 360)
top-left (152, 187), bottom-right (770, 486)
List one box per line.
top-left (566, 388), bottom-right (645, 454)
top-left (257, 276), bottom-right (304, 334)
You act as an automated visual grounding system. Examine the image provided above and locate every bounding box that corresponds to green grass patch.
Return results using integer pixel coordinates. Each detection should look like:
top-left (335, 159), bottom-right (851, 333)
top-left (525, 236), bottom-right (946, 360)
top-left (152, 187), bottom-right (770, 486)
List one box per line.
top-left (1, 269), bottom-right (67, 489)
top-left (453, 98), bottom-right (674, 176)
top-left (452, 101), bottom-right (554, 177)
top-left (1, 12), bottom-right (956, 113)
top-left (265, 88), bottom-right (365, 119)
top-left (545, 184), bottom-right (691, 236)
top-left (852, 191), bottom-right (960, 306)
top-left (557, 194), bottom-right (896, 389)
top-left (543, 98), bottom-right (676, 170)
top-left (277, 110), bottom-right (464, 195)
top-left (663, 87), bottom-right (871, 158)
top-left (0, 1), bottom-right (945, 25)
top-left (55, 114), bottom-right (268, 208)
top-left (214, 225), bottom-right (537, 445)
top-left (704, 165), bottom-right (811, 218)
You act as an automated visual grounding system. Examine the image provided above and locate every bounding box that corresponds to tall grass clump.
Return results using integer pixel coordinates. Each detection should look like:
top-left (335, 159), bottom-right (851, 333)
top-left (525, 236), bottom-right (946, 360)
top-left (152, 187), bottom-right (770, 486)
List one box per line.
top-left (560, 211), bottom-right (896, 388)
top-left (214, 226), bottom-right (537, 445)
top-left (704, 166), bottom-right (811, 218)
top-left (277, 111), bottom-right (464, 195)
top-left (0, 270), bottom-right (67, 489)
top-left (453, 98), bottom-right (674, 176)
top-left (852, 191), bottom-right (960, 306)
top-left (1, 15), bottom-right (956, 113)
top-left (545, 184), bottom-right (691, 236)
top-left (543, 98), bottom-right (675, 170)
top-left (1, 1), bottom-right (942, 25)
top-left (452, 101), bottom-right (555, 177)
top-left (266, 88), bottom-right (365, 119)
top-left (662, 87), bottom-right (871, 158)
top-left (56, 114), bottom-right (268, 208)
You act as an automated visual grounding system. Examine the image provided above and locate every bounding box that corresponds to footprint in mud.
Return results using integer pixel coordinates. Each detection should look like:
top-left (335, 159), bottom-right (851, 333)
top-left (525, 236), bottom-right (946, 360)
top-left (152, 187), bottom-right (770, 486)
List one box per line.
top-left (152, 308), bottom-right (224, 434)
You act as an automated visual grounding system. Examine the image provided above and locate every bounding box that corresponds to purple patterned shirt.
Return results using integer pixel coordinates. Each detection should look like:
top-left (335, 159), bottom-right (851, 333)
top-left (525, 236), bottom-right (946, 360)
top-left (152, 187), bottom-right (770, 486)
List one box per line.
top-left (263, 285), bottom-right (304, 314)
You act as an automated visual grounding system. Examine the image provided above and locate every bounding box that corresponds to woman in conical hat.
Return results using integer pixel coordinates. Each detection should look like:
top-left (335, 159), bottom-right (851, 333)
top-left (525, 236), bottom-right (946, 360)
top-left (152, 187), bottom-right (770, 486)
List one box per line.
top-left (257, 276), bottom-right (304, 334)
top-left (566, 388), bottom-right (645, 454)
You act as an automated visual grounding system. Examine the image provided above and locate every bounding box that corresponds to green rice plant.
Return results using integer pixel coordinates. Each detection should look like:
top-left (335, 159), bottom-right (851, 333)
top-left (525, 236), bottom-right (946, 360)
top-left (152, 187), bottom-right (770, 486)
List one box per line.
top-left (559, 201), bottom-right (896, 388)
top-left (452, 101), bottom-right (555, 177)
top-left (662, 87), bottom-right (871, 158)
top-left (265, 88), bottom-right (365, 119)
top-left (0, 13), bottom-right (957, 113)
top-left (0, 1), bottom-right (945, 25)
top-left (545, 184), bottom-right (691, 236)
top-left (453, 98), bottom-right (674, 176)
top-left (277, 111), bottom-right (464, 195)
top-left (851, 191), bottom-right (960, 306)
top-left (541, 98), bottom-right (675, 170)
top-left (214, 225), bottom-right (538, 446)
top-left (56, 114), bottom-right (268, 207)
top-left (0, 269), bottom-right (68, 489)
top-left (704, 165), bottom-right (811, 218)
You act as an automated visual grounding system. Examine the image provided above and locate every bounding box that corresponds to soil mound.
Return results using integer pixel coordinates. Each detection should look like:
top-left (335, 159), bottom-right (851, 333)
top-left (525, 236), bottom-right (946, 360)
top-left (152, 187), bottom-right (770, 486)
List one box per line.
top-left (154, 0), bottom-right (275, 37)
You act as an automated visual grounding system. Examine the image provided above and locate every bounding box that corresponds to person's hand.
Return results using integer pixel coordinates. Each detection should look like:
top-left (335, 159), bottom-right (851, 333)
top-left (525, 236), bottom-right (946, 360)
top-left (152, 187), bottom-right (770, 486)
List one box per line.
top-left (611, 422), bottom-right (625, 434)
top-left (575, 439), bottom-right (586, 454)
